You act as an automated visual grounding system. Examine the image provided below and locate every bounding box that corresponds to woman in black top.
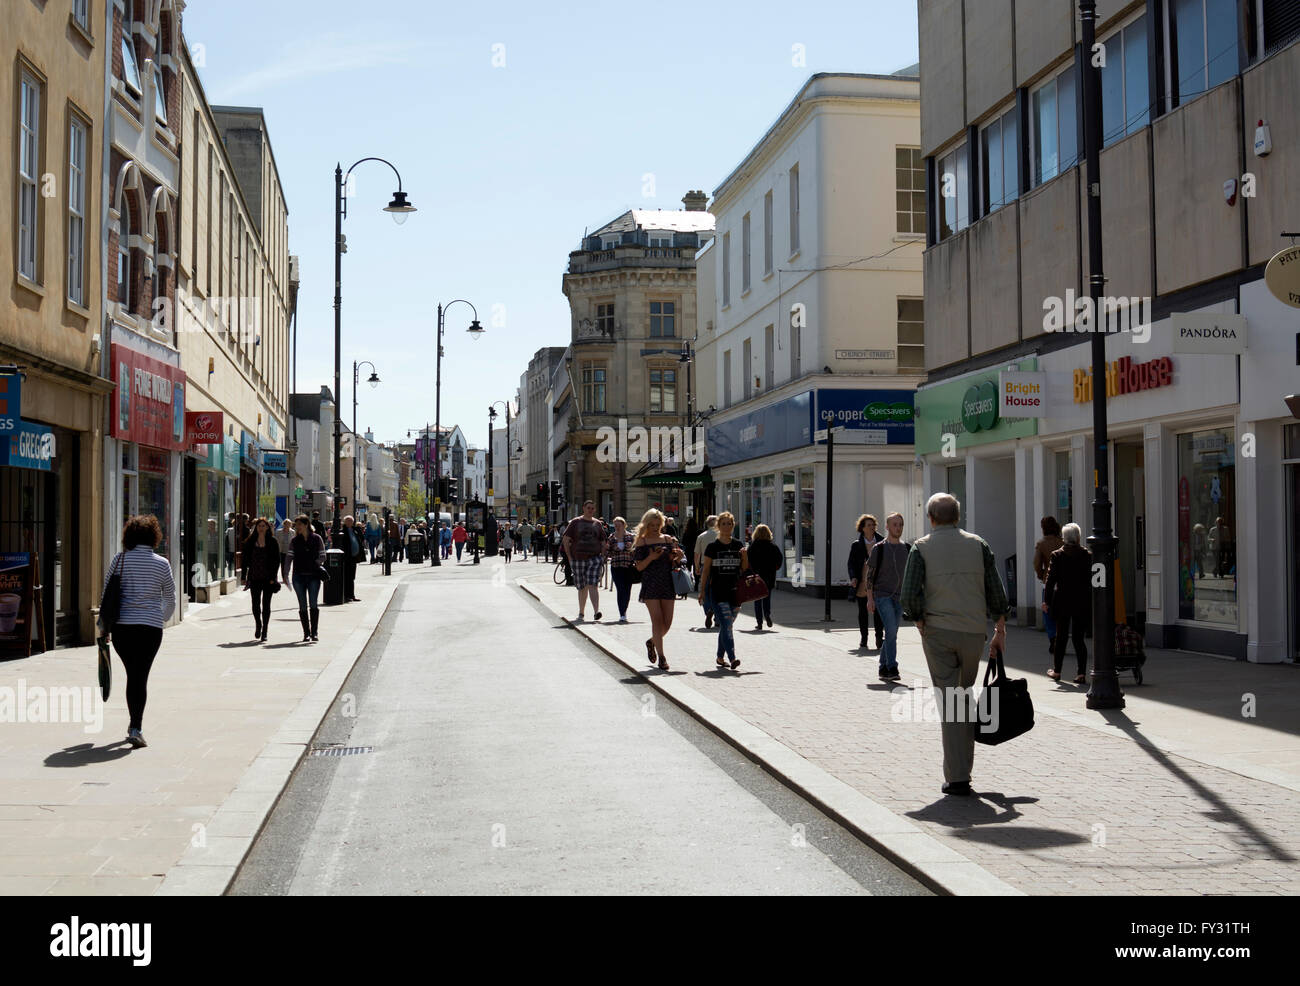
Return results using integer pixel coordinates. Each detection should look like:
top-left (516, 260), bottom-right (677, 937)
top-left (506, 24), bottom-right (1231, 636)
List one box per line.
top-left (699, 512), bottom-right (748, 670)
top-left (241, 516), bottom-right (281, 642)
top-left (633, 508), bottom-right (684, 671)
top-left (848, 514), bottom-right (885, 649)
top-left (746, 523), bottom-right (783, 630)
top-left (1043, 522), bottom-right (1092, 683)
top-left (288, 514), bottom-right (327, 642)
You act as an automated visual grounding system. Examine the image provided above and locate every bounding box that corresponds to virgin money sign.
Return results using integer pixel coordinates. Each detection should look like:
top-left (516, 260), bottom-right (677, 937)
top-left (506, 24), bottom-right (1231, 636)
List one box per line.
top-left (186, 410), bottom-right (224, 446)
top-left (109, 344), bottom-right (187, 451)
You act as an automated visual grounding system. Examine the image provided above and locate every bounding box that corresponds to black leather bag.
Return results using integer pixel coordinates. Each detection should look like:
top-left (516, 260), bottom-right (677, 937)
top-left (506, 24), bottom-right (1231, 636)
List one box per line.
top-left (975, 643), bottom-right (1034, 745)
top-left (98, 553), bottom-right (125, 635)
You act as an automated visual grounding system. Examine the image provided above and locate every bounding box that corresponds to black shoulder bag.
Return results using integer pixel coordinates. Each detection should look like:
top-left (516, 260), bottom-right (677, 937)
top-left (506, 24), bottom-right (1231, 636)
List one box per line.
top-left (975, 643), bottom-right (1035, 745)
top-left (98, 553), bottom-right (126, 636)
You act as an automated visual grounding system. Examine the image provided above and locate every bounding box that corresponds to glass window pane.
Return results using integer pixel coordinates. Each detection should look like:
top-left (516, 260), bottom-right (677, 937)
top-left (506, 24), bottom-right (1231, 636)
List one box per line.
top-left (955, 143), bottom-right (969, 229)
top-left (1124, 15), bottom-right (1150, 131)
top-left (1177, 428), bottom-right (1237, 624)
top-left (1175, 0), bottom-right (1206, 101)
top-left (1058, 66), bottom-right (1078, 171)
top-left (1101, 38), bottom-right (1125, 145)
top-left (980, 124), bottom-right (998, 213)
top-left (896, 190), bottom-right (910, 213)
top-left (896, 147), bottom-right (910, 168)
top-left (1032, 81), bottom-right (1057, 184)
top-left (1002, 110), bottom-right (1019, 201)
top-left (1206, 0), bottom-right (1238, 88)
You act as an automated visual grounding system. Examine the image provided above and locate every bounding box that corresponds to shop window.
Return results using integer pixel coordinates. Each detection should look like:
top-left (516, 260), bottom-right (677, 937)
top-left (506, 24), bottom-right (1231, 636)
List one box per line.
top-left (896, 146), bottom-right (926, 234)
top-left (1100, 13), bottom-right (1150, 145)
top-left (799, 467), bottom-right (815, 582)
top-left (947, 463), bottom-right (967, 519)
top-left (1030, 63), bottom-right (1078, 187)
top-left (1177, 428), bottom-right (1236, 624)
top-left (782, 470), bottom-right (797, 576)
top-left (897, 298), bottom-right (924, 370)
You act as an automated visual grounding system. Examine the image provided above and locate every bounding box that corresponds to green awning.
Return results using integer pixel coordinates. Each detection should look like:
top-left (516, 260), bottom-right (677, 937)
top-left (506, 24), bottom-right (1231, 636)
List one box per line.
top-left (628, 466), bottom-right (712, 490)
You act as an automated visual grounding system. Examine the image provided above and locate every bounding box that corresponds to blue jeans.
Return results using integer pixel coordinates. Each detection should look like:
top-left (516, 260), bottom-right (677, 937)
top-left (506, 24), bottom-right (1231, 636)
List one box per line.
top-left (876, 595), bottom-right (901, 670)
top-left (292, 573), bottom-right (321, 609)
top-left (1041, 586), bottom-right (1057, 639)
top-left (714, 601), bottom-right (736, 661)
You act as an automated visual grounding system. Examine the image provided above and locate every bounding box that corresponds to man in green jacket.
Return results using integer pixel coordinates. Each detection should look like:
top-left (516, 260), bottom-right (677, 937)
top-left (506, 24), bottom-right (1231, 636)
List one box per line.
top-left (900, 493), bottom-right (1008, 797)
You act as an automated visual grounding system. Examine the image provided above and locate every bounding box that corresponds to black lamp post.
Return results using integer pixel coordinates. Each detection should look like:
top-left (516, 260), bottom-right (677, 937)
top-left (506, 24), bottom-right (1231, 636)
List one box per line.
top-left (333, 157), bottom-right (415, 544)
top-left (1079, 0), bottom-right (1123, 709)
top-left (352, 360), bottom-right (379, 517)
top-left (431, 300), bottom-right (484, 566)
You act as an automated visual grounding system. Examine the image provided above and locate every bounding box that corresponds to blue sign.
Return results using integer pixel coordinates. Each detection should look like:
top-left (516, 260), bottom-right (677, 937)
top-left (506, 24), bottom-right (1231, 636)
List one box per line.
top-left (708, 392), bottom-right (812, 467)
top-left (262, 450), bottom-right (288, 475)
top-left (240, 430), bottom-right (261, 470)
top-left (0, 374), bottom-right (20, 433)
top-left (813, 389), bottom-right (915, 445)
top-left (0, 420), bottom-right (55, 471)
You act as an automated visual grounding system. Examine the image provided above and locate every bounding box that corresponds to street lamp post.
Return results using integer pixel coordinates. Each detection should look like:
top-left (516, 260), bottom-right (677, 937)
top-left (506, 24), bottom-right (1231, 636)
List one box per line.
top-left (432, 300), bottom-right (484, 566)
top-left (1079, 0), bottom-right (1123, 709)
top-left (333, 157), bottom-right (415, 545)
top-left (352, 360), bottom-right (379, 518)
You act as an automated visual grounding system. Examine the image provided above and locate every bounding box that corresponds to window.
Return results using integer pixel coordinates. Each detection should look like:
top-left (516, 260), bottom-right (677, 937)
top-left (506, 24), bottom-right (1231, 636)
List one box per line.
top-left (763, 190), bottom-right (773, 274)
top-left (1030, 64), bottom-right (1078, 187)
top-left (764, 324), bottom-right (774, 389)
top-left (1101, 14), bottom-right (1150, 145)
top-left (722, 232), bottom-right (731, 306)
top-left (723, 350), bottom-right (732, 407)
top-left (595, 301), bottom-right (614, 336)
top-left (73, 0), bottom-right (90, 30)
top-left (18, 72), bottom-right (41, 282)
top-left (121, 35), bottom-right (142, 95)
top-left (897, 298), bottom-right (924, 370)
top-left (936, 141), bottom-right (970, 240)
top-left (743, 338), bottom-right (752, 400)
top-left (1177, 427), bottom-right (1237, 624)
top-left (1261, 0), bottom-right (1300, 57)
top-left (580, 362), bottom-right (606, 413)
top-left (118, 206), bottom-right (131, 306)
top-left (978, 109), bottom-right (1018, 215)
top-left (1170, 0), bottom-right (1238, 106)
top-left (649, 300), bottom-right (675, 338)
top-left (154, 68), bottom-right (167, 126)
top-left (788, 164), bottom-right (800, 253)
top-left (742, 212), bottom-right (752, 293)
top-left (896, 146), bottom-right (926, 232)
top-left (649, 368), bottom-right (676, 413)
top-left (68, 118), bottom-right (87, 306)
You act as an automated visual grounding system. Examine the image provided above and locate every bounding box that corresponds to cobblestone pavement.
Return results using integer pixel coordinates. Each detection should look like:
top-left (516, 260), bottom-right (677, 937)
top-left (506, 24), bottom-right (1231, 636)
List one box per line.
top-left (521, 562), bottom-right (1300, 895)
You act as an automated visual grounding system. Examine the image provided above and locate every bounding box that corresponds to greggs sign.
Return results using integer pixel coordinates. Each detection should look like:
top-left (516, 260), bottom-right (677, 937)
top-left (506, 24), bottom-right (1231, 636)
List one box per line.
top-left (1072, 355), bottom-right (1174, 403)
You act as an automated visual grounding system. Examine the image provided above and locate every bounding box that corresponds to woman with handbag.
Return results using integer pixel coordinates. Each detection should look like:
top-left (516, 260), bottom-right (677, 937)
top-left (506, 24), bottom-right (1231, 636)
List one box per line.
top-left (1042, 522), bottom-right (1091, 683)
top-left (699, 511), bottom-right (748, 671)
top-left (746, 524), bottom-right (783, 630)
top-left (633, 508), bottom-right (684, 670)
top-left (99, 514), bottom-right (176, 749)
top-left (606, 517), bottom-right (638, 623)
top-left (287, 514), bottom-right (327, 643)
top-left (241, 516), bottom-right (282, 643)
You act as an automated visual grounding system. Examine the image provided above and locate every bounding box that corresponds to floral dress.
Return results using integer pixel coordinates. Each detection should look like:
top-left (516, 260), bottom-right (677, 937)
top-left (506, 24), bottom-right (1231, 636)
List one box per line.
top-left (634, 540), bottom-right (677, 601)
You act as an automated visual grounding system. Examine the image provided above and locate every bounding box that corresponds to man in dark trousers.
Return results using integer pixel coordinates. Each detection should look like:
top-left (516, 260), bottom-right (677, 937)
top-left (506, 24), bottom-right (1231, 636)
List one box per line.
top-left (341, 515), bottom-right (364, 602)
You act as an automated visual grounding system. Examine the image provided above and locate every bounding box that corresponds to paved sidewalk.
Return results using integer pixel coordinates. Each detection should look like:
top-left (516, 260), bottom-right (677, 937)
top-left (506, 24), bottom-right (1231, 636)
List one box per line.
top-left (0, 562), bottom-right (402, 895)
top-left (521, 563), bottom-right (1300, 895)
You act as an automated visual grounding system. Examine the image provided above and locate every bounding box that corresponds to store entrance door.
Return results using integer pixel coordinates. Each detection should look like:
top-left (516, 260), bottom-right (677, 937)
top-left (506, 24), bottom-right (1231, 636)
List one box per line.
top-left (1115, 441), bottom-right (1146, 631)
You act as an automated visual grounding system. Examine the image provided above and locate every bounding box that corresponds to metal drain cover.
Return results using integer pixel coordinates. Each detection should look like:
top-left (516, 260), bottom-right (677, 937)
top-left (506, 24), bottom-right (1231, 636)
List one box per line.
top-left (308, 745), bottom-right (373, 757)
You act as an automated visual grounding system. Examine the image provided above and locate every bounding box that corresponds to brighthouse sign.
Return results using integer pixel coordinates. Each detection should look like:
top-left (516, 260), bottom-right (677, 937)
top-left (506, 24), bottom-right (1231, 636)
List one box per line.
top-left (999, 371), bottom-right (1047, 417)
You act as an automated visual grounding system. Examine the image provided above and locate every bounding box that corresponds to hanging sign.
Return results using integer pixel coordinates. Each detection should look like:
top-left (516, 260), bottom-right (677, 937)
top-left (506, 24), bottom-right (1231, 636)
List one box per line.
top-left (0, 420), bottom-right (55, 471)
top-left (1264, 245), bottom-right (1300, 308)
top-left (185, 410), bottom-right (224, 446)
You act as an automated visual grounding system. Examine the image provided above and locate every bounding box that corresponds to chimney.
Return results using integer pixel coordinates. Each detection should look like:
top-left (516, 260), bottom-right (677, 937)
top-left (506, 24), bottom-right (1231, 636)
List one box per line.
top-left (682, 189), bottom-right (707, 212)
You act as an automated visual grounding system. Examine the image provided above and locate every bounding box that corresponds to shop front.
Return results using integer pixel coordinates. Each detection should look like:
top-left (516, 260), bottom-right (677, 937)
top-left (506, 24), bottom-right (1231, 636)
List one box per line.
top-left (709, 388), bottom-right (920, 589)
top-left (183, 412), bottom-right (237, 598)
top-left (106, 342), bottom-right (187, 625)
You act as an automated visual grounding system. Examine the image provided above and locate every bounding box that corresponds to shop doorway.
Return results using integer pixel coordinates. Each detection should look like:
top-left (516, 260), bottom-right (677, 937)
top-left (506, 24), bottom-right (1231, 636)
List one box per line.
top-left (1115, 441), bottom-right (1146, 631)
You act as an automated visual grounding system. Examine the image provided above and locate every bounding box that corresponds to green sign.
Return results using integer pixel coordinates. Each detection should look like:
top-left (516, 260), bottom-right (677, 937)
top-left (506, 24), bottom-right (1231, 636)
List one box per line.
top-left (914, 358), bottom-right (1038, 454)
top-left (863, 401), bottom-right (914, 423)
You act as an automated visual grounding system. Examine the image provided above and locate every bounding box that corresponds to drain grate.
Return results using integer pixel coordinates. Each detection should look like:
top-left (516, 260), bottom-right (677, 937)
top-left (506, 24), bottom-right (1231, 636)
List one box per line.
top-left (308, 745), bottom-right (374, 758)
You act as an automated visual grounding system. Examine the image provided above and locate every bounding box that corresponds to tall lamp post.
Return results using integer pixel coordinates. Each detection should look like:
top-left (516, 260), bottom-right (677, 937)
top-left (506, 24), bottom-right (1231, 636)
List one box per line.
top-left (352, 360), bottom-right (379, 518)
top-left (1079, 0), bottom-right (1123, 709)
top-left (431, 300), bottom-right (484, 566)
top-left (333, 156), bottom-right (415, 544)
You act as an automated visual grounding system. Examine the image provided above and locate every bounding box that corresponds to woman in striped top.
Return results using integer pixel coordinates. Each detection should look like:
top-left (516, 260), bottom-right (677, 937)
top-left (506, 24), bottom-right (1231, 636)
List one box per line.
top-left (100, 514), bottom-right (176, 749)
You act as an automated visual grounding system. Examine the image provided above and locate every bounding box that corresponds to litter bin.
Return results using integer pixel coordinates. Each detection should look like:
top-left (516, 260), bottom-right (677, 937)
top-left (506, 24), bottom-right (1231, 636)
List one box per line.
top-left (323, 548), bottom-right (346, 606)
top-left (407, 533), bottom-right (425, 564)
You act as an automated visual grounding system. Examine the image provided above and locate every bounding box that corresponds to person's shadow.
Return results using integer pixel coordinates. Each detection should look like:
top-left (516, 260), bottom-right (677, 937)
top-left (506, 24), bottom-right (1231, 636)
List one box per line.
top-left (45, 741), bottom-right (134, 767)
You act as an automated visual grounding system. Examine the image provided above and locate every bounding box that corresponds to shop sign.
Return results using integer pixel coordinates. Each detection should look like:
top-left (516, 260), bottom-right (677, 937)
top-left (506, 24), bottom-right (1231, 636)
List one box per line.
top-left (814, 389), bottom-right (915, 445)
top-left (834, 349), bottom-right (895, 360)
top-left (913, 359), bottom-right (1039, 454)
top-left (0, 420), bottom-right (55, 471)
top-left (998, 371), bottom-right (1048, 417)
top-left (262, 450), bottom-right (288, 475)
top-left (709, 391), bottom-right (813, 467)
top-left (0, 373), bottom-right (21, 433)
top-left (1170, 312), bottom-right (1247, 354)
top-left (1072, 355), bottom-right (1174, 403)
top-left (109, 344), bottom-right (187, 451)
top-left (1264, 245), bottom-right (1300, 309)
top-left (186, 410), bottom-right (224, 446)
top-left (240, 430), bottom-right (261, 470)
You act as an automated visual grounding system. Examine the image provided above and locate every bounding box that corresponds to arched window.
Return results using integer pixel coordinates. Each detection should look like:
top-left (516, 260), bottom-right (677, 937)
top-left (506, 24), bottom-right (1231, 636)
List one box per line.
top-left (118, 207), bottom-right (132, 307)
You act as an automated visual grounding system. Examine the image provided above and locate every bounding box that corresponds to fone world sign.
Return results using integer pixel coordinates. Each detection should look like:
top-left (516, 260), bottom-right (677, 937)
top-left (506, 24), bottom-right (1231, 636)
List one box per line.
top-left (961, 381), bottom-right (999, 432)
top-left (1265, 245), bottom-right (1300, 309)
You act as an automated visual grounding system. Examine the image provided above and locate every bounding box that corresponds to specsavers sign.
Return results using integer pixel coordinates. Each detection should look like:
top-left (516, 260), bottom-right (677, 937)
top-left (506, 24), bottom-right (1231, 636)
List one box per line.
top-left (914, 359), bottom-right (1038, 454)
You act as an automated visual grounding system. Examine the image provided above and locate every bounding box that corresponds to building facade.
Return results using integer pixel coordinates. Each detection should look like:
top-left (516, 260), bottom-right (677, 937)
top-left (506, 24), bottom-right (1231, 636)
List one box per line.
top-left (524, 346), bottom-right (566, 522)
top-left (696, 72), bottom-right (926, 588)
top-left (916, 0), bottom-right (1300, 661)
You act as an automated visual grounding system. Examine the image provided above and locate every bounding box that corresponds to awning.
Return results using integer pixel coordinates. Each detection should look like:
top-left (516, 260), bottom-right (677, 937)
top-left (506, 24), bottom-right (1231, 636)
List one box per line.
top-left (628, 466), bottom-right (712, 490)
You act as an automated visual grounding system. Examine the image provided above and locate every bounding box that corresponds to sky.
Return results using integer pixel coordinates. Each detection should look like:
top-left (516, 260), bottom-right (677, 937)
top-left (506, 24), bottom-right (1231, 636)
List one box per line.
top-left (182, 0), bottom-right (919, 451)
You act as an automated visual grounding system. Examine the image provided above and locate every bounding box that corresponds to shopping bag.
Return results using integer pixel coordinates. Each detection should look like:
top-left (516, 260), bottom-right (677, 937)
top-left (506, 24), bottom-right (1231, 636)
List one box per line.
top-left (975, 643), bottom-right (1034, 745)
top-left (96, 637), bottom-right (111, 702)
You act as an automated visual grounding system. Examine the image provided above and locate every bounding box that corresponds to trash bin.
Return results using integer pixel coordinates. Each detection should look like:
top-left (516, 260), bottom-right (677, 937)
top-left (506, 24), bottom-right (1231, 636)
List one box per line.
top-left (407, 533), bottom-right (425, 564)
top-left (324, 548), bottom-right (345, 606)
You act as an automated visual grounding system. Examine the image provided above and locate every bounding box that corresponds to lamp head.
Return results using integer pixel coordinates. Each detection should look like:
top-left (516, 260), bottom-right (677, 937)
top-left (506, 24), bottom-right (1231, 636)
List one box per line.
top-left (367, 371), bottom-right (380, 389)
top-left (384, 191), bottom-right (416, 225)
top-left (467, 319), bottom-right (484, 339)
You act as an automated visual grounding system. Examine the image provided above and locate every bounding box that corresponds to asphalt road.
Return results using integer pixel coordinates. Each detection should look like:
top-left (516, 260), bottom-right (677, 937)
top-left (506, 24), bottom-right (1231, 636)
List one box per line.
top-left (230, 560), bottom-right (929, 895)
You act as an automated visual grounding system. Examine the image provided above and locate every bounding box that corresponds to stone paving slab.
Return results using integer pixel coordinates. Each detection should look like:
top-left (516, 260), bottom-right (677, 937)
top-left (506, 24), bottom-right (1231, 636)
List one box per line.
top-left (520, 565), bottom-right (1300, 896)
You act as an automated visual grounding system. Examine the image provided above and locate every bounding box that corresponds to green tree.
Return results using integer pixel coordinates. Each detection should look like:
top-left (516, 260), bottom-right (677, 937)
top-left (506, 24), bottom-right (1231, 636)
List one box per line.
top-left (398, 481), bottom-right (427, 521)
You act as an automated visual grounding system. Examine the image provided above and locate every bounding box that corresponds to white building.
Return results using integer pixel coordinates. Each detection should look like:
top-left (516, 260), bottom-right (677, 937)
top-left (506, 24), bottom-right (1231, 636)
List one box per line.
top-left (696, 71), bottom-right (925, 587)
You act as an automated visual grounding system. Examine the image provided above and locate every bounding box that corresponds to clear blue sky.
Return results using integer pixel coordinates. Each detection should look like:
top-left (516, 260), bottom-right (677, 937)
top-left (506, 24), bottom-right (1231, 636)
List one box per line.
top-left (183, 0), bottom-right (919, 450)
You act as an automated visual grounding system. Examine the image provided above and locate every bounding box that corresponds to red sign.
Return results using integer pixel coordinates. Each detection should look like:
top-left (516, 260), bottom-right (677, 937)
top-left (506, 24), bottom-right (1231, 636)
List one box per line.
top-left (109, 344), bottom-right (187, 451)
top-left (186, 410), bottom-right (224, 446)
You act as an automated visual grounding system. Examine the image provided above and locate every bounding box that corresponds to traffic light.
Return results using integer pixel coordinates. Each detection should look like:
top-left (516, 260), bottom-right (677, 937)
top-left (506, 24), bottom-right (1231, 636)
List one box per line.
top-left (550, 480), bottom-right (564, 510)
top-left (535, 482), bottom-right (547, 503)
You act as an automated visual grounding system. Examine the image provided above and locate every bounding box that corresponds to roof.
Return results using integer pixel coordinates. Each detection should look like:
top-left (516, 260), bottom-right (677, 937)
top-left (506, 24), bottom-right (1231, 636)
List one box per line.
top-left (592, 209), bottom-right (716, 238)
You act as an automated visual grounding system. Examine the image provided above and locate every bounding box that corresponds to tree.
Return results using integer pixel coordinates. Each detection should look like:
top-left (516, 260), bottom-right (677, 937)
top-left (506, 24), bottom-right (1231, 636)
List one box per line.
top-left (398, 481), bottom-right (427, 521)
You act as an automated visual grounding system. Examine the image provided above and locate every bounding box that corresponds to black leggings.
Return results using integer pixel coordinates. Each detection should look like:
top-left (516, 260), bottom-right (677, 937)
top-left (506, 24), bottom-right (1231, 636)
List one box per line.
top-left (857, 596), bottom-right (883, 643)
top-left (111, 624), bottom-right (163, 731)
top-left (1053, 612), bottom-right (1089, 676)
top-left (250, 580), bottom-right (274, 629)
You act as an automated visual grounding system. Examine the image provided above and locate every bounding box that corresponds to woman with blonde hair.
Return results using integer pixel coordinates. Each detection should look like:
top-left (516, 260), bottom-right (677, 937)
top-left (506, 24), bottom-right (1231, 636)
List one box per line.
top-left (699, 511), bottom-right (748, 670)
top-left (632, 508), bottom-right (684, 670)
top-left (746, 524), bottom-right (783, 629)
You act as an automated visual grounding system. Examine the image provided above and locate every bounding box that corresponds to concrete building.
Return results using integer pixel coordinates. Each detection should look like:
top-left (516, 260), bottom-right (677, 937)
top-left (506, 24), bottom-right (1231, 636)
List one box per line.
top-left (525, 347), bottom-right (566, 522)
top-left (560, 193), bottom-right (715, 524)
top-left (364, 429), bottom-right (398, 515)
top-left (916, 0), bottom-right (1300, 662)
top-left (0, 0), bottom-right (112, 647)
top-left (695, 72), bottom-right (925, 588)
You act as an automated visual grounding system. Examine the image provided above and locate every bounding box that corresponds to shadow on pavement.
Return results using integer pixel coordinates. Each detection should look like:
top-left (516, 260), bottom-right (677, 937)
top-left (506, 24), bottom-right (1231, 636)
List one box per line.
top-left (907, 791), bottom-right (1043, 829)
top-left (44, 741), bottom-right (133, 767)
